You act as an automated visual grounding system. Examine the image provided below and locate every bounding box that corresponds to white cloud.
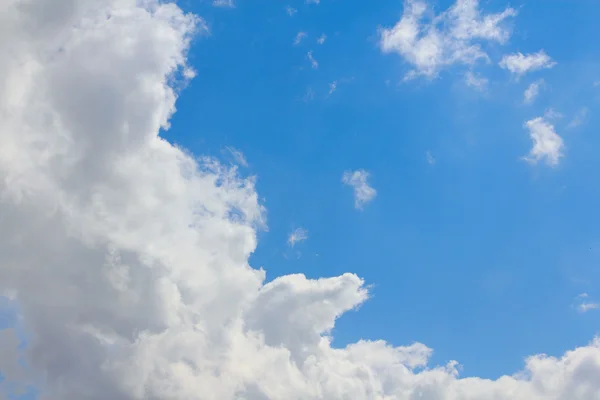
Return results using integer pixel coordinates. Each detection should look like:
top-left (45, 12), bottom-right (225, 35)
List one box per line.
top-left (225, 146), bottom-right (249, 167)
top-left (1, 1), bottom-right (600, 399)
top-left (328, 80), bottom-right (338, 94)
top-left (287, 228), bottom-right (308, 247)
top-left (500, 50), bottom-right (556, 76)
top-left (285, 6), bottom-right (297, 16)
top-left (306, 0), bottom-right (320, 4)
top-left (524, 79), bottom-right (544, 104)
top-left (567, 107), bottom-right (589, 129)
top-left (426, 151), bottom-right (436, 165)
top-left (379, 0), bottom-right (517, 79)
top-left (465, 71), bottom-right (488, 91)
top-left (524, 117), bottom-right (564, 166)
top-left (213, 0), bottom-right (235, 7)
top-left (294, 31), bottom-right (307, 45)
top-left (317, 34), bottom-right (327, 44)
top-left (342, 170), bottom-right (377, 209)
top-left (307, 51), bottom-right (319, 69)
top-left (575, 293), bottom-right (599, 313)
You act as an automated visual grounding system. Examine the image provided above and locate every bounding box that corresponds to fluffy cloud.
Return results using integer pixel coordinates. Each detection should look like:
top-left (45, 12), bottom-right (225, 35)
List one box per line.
top-left (500, 50), bottom-right (556, 76)
top-left (524, 79), bottom-right (544, 104)
top-left (342, 170), bottom-right (377, 210)
top-left (379, 0), bottom-right (516, 79)
top-left (524, 117), bottom-right (564, 166)
top-left (1, 1), bottom-right (600, 399)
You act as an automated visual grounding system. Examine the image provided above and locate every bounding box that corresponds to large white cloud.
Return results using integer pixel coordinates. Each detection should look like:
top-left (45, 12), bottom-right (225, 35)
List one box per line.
top-left (0, 1), bottom-right (599, 399)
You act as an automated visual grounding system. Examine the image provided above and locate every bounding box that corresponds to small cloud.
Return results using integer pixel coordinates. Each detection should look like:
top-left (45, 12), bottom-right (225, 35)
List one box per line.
top-left (567, 107), bottom-right (588, 129)
top-left (328, 81), bottom-right (337, 95)
top-left (342, 169), bottom-right (376, 210)
top-left (285, 6), bottom-right (297, 16)
top-left (524, 79), bottom-right (544, 104)
top-left (426, 151), bottom-right (435, 165)
top-left (523, 116), bottom-right (564, 166)
top-left (464, 71), bottom-right (488, 91)
top-left (212, 0), bottom-right (235, 7)
top-left (294, 32), bottom-right (307, 45)
top-left (317, 34), bottom-right (327, 45)
top-left (544, 108), bottom-right (563, 120)
top-left (225, 146), bottom-right (248, 167)
top-left (288, 228), bottom-right (308, 248)
top-left (306, 0), bottom-right (320, 4)
top-left (303, 87), bottom-right (315, 102)
top-left (307, 51), bottom-right (318, 69)
top-left (499, 50), bottom-right (556, 77)
top-left (594, 80), bottom-right (600, 87)
top-left (575, 293), bottom-right (599, 313)
top-left (578, 303), bottom-right (599, 313)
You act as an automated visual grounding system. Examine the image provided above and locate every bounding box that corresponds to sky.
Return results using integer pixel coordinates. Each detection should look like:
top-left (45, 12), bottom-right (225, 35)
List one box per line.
top-left (1, 0), bottom-right (600, 399)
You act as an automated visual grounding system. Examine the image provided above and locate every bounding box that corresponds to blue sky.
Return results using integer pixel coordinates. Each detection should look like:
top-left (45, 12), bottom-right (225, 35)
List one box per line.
top-left (170, 0), bottom-right (600, 379)
top-left (2, 0), bottom-right (600, 398)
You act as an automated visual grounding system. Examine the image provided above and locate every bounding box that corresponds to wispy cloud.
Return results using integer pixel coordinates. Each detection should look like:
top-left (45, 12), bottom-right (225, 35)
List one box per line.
top-left (567, 107), bottom-right (589, 129)
top-left (380, 0), bottom-right (516, 79)
top-left (500, 50), bottom-right (556, 77)
top-left (294, 31), bottom-right (307, 45)
top-left (307, 51), bottom-right (318, 69)
top-left (342, 170), bottom-right (376, 209)
top-left (286, 6), bottom-right (297, 16)
top-left (212, 0), bottom-right (235, 7)
top-left (523, 116), bottom-right (564, 166)
top-left (426, 151), bottom-right (436, 165)
top-left (317, 34), bottom-right (327, 45)
top-left (465, 71), bottom-right (488, 91)
top-left (575, 293), bottom-right (599, 313)
top-left (288, 228), bottom-right (308, 247)
top-left (328, 80), bottom-right (338, 95)
top-left (524, 79), bottom-right (544, 104)
top-left (225, 146), bottom-right (248, 167)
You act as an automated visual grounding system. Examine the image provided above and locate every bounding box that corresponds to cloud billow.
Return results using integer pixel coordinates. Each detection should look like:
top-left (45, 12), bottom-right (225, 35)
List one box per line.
top-left (0, 1), bottom-right (599, 399)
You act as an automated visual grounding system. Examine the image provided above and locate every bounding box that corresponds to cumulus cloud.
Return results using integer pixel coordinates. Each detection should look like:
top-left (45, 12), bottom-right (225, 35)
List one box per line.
top-left (317, 34), bottom-right (327, 44)
top-left (1, 1), bottom-right (600, 399)
top-left (524, 79), bottom-right (544, 104)
top-left (500, 50), bottom-right (556, 76)
top-left (287, 228), bottom-right (308, 247)
top-left (342, 170), bottom-right (377, 209)
top-left (524, 117), bottom-right (564, 166)
top-left (379, 0), bottom-right (517, 79)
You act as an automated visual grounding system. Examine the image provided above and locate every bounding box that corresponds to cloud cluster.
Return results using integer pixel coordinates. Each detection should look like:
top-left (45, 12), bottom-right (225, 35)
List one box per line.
top-left (379, 0), bottom-right (517, 79)
top-left (1, 1), bottom-right (600, 399)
